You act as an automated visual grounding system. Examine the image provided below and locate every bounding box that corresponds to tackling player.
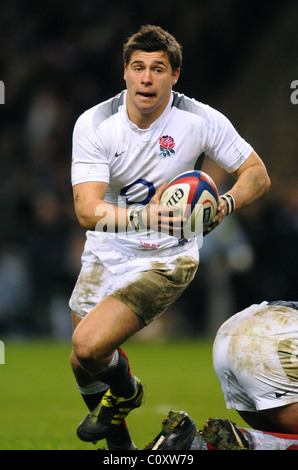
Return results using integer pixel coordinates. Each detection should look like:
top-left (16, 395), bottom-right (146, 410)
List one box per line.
top-left (208, 299), bottom-right (298, 450)
top-left (69, 25), bottom-right (270, 449)
top-left (145, 301), bottom-right (298, 450)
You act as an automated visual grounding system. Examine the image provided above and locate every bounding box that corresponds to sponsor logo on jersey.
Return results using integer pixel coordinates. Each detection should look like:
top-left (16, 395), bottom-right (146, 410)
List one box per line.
top-left (275, 391), bottom-right (289, 398)
top-left (159, 135), bottom-right (175, 157)
top-left (115, 150), bottom-right (126, 158)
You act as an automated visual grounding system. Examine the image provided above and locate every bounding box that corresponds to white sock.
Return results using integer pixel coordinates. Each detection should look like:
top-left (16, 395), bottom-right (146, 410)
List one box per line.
top-left (76, 381), bottom-right (108, 395)
top-left (242, 428), bottom-right (298, 450)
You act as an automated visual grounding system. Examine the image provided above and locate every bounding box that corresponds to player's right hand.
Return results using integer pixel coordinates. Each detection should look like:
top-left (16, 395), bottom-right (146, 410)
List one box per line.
top-left (143, 182), bottom-right (185, 237)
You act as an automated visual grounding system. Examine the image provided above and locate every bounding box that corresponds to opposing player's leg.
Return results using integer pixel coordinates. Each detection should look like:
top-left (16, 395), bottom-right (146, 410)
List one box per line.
top-left (71, 309), bottom-right (140, 448)
top-left (72, 296), bottom-right (144, 442)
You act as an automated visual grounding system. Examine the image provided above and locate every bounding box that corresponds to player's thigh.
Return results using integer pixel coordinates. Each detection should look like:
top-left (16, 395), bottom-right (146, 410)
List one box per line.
top-left (72, 295), bottom-right (141, 362)
top-left (237, 410), bottom-right (278, 432)
top-left (239, 404), bottom-right (298, 433)
top-left (72, 310), bottom-right (82, 330)
top-left (266, 403), bottom-right (298, 433)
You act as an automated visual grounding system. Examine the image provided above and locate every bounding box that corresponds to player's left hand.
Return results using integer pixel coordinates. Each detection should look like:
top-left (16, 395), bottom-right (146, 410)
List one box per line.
top-left (203, 197), bottom-right (227, 236)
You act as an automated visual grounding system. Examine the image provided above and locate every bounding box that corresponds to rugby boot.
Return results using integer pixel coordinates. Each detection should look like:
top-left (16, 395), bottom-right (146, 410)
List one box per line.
top-left (201, 418), bottom-right (250, 450)
top-left (144, 410), bottom-right (197, 450)
top-left (77, 378), bottom-right (143, 442)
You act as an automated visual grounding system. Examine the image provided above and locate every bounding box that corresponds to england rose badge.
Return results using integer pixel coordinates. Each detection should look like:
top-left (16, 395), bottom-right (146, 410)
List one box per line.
top-left (159, 135), bottom-right (175, 157)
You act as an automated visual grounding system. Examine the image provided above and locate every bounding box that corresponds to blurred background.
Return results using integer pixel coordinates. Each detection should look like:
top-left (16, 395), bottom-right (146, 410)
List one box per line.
top-left (0, 0), bottom-right (297, 341)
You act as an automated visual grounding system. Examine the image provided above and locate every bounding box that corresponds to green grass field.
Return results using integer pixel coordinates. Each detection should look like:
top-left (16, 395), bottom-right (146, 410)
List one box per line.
top-left (0, 338), bottom-right (247, 450)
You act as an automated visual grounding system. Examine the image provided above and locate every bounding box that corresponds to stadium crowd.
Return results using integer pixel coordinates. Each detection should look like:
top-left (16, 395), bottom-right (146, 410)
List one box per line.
top-left (0, 0), bottom-right (297, 339)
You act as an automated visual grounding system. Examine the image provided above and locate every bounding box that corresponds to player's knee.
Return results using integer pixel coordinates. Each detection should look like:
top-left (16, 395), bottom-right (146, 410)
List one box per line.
top-left (72, 330), bottom-right (98, 369)
top-left (72, 329), bottom-right (111, 372)
top-left (70, 348), bottom-right (82, 374)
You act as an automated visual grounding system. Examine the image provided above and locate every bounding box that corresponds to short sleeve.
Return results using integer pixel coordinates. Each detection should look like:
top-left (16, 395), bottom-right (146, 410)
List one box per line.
top-left (203, 105), bottom-right (253, 173)
top-left (71, 110), bottom-right (110, 186)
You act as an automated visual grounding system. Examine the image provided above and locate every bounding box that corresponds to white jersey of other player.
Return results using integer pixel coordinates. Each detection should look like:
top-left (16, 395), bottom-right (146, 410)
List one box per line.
top-left (72, 90), bottom-right (252, 255)
top-left (213, 301), bottom-right (298, 412)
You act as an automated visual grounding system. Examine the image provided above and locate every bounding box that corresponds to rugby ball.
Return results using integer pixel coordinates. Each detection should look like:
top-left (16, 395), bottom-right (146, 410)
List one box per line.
top-left (160, 170), bottom-right (218, 239)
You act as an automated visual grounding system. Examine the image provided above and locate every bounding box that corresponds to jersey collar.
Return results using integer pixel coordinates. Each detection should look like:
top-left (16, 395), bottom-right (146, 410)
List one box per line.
top-left (124, 90), bottom-right (173, 132)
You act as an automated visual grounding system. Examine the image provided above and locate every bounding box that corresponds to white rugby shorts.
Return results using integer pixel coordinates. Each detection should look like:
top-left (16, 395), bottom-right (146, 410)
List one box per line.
top-left (69, 235), bottom-right (199, 327)
top-left (213, 302), bottom-right (298, 411)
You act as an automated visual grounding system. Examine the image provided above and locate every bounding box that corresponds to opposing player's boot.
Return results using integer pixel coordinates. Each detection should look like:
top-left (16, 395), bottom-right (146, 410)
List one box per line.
top-left (77, 379), bottom-right (143, 442)
top-left (201, 418), bottom-right (250, 450)
top-left (144, 410), bottom-right (197, 450)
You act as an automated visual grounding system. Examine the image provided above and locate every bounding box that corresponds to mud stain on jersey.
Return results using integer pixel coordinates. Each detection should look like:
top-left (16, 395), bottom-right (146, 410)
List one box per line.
top-left (71, 260), bottom-right (106, 315)
top-left (227, 305), bottom-right (298, 379)
top-left (112, 255), bottom-right (198, 326)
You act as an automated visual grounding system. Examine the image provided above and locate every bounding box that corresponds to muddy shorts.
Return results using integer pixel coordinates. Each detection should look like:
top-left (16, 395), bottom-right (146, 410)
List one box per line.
top-left (69, 236), bottom-right (199, 327)
top-left (213, 301), bottom-right (298, 411)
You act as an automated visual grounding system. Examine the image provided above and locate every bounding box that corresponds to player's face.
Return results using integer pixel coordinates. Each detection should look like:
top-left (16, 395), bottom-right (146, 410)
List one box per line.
top-left (124, 50), bottom-right (180, 127)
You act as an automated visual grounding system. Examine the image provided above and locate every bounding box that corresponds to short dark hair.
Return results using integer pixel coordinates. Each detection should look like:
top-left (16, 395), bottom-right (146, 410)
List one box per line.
top-left (123, 25), bottom-right (182, 72)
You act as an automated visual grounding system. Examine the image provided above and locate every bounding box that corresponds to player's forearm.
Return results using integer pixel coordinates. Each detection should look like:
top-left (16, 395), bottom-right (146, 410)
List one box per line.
top-left (75, 200), bottom-right (129, 232)
top-left (75, 198), bottom-right (182, 236)
top-left (203, 160), bottom-right (270, 235)
top-left (228, 162), bottom-right (271, 212)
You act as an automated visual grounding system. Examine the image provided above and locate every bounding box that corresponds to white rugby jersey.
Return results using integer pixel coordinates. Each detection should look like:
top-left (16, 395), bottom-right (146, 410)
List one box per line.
top-left (72, 90), bottom-right (253, 254)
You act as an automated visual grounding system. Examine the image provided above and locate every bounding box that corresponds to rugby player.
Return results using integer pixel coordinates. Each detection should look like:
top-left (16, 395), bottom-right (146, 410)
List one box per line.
top-left (69, 25), bottom-right (270, 449)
